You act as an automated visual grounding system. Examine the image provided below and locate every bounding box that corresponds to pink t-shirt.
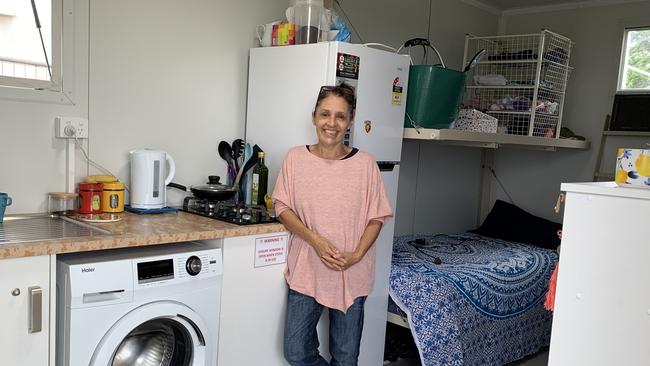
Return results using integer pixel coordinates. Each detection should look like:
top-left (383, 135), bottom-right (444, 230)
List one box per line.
top-left (272, 146), bottom-right (393, 312)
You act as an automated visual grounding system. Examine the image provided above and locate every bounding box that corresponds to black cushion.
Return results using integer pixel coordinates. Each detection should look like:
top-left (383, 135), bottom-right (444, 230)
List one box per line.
top-left (472, 200), bottom-right (562, 249)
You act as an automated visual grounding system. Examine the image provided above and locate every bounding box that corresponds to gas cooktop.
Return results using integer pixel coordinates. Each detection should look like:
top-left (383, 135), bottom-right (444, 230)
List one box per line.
top-left (181, 197), bottom-right (277, 225)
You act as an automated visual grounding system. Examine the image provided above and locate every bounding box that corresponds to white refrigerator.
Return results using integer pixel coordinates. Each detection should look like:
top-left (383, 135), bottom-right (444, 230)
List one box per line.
top-left (245, 42), bottom-right (409, 366)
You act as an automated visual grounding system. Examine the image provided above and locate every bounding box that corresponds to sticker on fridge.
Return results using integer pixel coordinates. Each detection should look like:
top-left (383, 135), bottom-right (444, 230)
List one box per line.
top-left (392, 76), bottom-right (403, 105)
top-left (254, 234), bottom-right (288, 268)
top-left (336, 53), bottom-right (360, 80)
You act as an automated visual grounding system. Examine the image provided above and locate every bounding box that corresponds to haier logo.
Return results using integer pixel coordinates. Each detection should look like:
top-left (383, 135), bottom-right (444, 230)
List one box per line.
top-left (81, 267), bottom-right (95, 273)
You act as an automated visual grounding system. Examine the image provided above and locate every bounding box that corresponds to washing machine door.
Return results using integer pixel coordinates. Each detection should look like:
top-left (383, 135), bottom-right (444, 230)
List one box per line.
top-left (90, 301), bottom-right (211, 366)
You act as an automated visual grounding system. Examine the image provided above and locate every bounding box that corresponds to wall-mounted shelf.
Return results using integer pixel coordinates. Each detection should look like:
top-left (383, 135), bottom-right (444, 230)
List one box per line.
top-left (403, 128), bottom-right (591, 150)
top-left (602, 131), bottom-right (650, 137)
top-left (593, 122), bottom-right (650, 181)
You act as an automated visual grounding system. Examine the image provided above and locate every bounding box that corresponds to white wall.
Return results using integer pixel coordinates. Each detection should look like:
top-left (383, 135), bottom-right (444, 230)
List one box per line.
top-left (0, 0), bottom-right (88, 214)
top-left (0, 0), bottom-right (287, 214)
top-left (88, 0), bottom-right (288, 207)
top-left (0, 0), bottom-right (524, 238)
top-left (405, 1), bottom-right (499, 235)
top-left (494, 2), bottom-right (650, 220)
top-left (355, 0), bottom-right (498, 235)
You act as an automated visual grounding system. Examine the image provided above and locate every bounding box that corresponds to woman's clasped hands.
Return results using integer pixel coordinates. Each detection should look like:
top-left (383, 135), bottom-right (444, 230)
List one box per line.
top-left (311, 235), bottom-right (361, 271)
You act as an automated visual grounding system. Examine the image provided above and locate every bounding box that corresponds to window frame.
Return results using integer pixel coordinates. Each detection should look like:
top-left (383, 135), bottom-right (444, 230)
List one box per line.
top-left (0, 0), bottom-right (75, 104)
top-left (616, 26), bottom-right (650, 94)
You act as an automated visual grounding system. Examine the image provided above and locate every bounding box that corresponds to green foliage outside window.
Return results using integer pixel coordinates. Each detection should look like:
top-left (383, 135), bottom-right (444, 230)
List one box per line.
top-left (624, 29), bottom-right (650, 89)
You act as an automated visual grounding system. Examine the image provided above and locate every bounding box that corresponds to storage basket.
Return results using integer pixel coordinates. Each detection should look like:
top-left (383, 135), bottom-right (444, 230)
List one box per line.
top-left (462, 29), bottom-right (573, 137)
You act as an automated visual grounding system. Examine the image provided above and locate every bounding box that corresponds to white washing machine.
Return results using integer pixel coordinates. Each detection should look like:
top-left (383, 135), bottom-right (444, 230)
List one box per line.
top-left (56, 242), bottom-right (222, 366)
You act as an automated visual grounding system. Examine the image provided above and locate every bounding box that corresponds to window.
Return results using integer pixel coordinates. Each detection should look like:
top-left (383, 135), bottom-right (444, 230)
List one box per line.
top-left (618, 27), bottom-right (650, 91)
top-left (0, 0), bottom-right (17, 17)
top-left (0, 0), bottom-right (61, 91)
top-left (612, 27), bottom-right (650, 131)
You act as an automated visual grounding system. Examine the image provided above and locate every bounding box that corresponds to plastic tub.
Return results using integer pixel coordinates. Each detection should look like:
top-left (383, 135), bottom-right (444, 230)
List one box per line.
top-left (291, 0), bottom-right (324, 44)
top-left (404, 65), bottom-right (466, 129)
top-left (47, 192), bottom-right (78, 214)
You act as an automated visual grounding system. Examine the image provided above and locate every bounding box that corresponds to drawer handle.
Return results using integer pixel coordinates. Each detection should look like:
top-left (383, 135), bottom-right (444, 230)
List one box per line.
top-left (83, 289), bottom-right (125, 303)
top-left (28, 286), bottom-right (42, 334)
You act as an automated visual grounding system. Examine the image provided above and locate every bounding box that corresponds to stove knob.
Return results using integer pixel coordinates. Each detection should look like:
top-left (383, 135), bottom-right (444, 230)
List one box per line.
top-left (185, 256), bottom-right (202, 276)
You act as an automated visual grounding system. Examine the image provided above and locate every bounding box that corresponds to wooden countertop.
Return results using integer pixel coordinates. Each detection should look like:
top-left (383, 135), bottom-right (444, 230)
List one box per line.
top-left (0, 211), bottom-right (286, 259)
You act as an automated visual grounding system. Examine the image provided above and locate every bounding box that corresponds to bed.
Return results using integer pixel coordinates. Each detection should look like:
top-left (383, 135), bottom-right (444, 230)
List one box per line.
top-left (388, 232), bottom-right (558, 366)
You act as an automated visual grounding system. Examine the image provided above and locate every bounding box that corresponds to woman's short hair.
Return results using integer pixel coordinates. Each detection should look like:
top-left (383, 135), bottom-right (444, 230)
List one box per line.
top-left (314, 83), bottom-right (356, 116)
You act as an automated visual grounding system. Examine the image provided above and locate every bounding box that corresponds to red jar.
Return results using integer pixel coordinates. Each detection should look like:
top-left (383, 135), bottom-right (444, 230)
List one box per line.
top-left (78, 183), bottom-right (102, 214)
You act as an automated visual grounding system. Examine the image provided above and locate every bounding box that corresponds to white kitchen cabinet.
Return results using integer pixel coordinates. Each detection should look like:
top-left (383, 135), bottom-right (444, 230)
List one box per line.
top-left (549, 182), bottom-right (650, 365)
top-left (0, 255), bottom-right (51, 366)
top-left (218, 232), bottom-right (289, 365)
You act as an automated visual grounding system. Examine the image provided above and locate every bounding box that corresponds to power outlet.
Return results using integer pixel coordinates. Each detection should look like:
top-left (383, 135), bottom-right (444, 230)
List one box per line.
top-left (55, 117), bottom-right (89, 139)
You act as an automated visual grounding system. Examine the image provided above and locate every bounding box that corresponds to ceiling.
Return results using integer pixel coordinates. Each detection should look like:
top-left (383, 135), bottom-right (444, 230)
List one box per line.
top-left (480, 0), bottom-right (646, 11)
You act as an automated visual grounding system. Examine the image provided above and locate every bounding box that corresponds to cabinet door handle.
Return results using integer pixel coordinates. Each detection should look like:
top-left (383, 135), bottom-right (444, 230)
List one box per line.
top-left (28, 286), bottom-right (42, 334)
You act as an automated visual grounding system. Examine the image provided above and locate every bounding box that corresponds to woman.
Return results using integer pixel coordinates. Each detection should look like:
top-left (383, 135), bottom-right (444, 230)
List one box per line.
top-left (272, 83), bottom-right (392, 366)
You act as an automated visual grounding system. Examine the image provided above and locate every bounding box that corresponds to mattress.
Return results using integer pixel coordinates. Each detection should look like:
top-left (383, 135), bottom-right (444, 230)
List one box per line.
top-left (389, 233), bottom-right (558, 366)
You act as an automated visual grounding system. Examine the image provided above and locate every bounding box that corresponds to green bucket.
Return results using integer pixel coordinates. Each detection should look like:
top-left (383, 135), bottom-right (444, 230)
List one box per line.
top-left (404, 65), bottom-right (466, 129)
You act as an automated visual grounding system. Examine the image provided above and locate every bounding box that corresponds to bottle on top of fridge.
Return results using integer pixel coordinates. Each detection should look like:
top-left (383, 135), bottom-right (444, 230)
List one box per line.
top-left (251, 152), bottom-right (269, 206)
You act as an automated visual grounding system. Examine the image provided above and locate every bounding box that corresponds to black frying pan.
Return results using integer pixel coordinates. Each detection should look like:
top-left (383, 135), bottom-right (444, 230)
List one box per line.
top-left (168, 176), bottom-right (237, 201)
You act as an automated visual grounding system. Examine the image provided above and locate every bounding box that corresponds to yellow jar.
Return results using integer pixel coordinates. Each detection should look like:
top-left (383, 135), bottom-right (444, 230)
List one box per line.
top-left (101, 182), bottom-right (125, 213)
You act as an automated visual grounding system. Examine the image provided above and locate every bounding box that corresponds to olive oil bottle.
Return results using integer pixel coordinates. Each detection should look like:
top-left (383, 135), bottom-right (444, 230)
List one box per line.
top-left (251, 151), bottom-right (268, 206)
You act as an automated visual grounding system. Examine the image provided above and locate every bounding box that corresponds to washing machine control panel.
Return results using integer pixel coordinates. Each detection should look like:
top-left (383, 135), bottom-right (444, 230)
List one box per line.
top-left (135, 248), bottom-right (222, 286)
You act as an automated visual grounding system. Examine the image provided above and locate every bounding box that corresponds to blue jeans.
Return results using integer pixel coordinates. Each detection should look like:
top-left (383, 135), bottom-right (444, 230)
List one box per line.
top-left (283, 289), bottom-right (367, 366)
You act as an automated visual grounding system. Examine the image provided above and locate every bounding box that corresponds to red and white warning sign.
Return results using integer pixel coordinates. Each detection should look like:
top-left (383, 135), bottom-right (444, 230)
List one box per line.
top-left (254, 234), bottom-right (288, 268)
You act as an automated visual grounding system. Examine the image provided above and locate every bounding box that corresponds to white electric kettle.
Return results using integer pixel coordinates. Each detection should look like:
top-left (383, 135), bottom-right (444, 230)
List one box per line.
top-left (129, 149), bottom-right (176, 209)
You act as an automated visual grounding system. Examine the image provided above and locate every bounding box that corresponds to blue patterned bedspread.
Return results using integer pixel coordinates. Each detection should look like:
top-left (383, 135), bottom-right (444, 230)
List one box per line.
top-left (389, 233), bottom-right (558, 366)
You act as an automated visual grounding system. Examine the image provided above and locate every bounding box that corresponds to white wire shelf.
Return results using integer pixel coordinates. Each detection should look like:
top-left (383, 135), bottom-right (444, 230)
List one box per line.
top-left (602, 130), bottom-right (650, 137)
top-left (485, 110), bottom-right (560, 118)
top-left (403, 128), bottom-right (590, 150)
top-left (466, 85), bottom-right (564, 93)
top-left (476, 59), bottom-right (573, 70)
top-left (463, 30), bottom-right (573, 139)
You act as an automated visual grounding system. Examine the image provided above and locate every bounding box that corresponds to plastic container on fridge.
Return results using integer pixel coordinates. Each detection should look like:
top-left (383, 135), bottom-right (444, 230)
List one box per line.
top-left (289, 0), bottom-right (324, 44)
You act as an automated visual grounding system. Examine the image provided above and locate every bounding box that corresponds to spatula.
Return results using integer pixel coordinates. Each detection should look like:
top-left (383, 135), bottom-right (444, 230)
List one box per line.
top-left (218, 140), bottom-right (236, 181)
top-left (231, 138), bottom-right (245, 171)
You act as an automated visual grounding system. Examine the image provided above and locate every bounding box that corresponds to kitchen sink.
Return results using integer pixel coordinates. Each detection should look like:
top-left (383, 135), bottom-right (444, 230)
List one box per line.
top-left (0, 214), bottom-right (112, 244)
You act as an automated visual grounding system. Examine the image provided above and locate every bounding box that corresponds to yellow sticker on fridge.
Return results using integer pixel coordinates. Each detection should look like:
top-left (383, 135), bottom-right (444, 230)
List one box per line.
top-left (392, 76), bottom-right (403, 105)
